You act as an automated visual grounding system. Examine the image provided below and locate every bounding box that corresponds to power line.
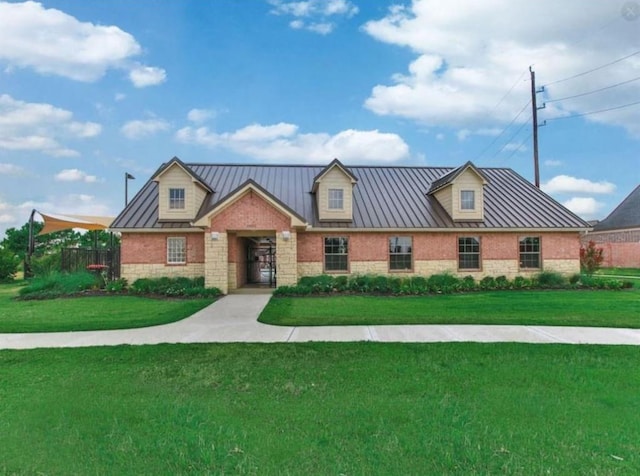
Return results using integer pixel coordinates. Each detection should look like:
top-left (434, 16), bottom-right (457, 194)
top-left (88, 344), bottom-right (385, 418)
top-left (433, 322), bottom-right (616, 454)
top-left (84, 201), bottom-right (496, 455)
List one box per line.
top-left (490, 69), bottom-right (529, 114)
top-left (545, 100), bottom-right (640, 122)
top-left (543, 50), bottom-right (640, 87)
top-left (474, 100), bottom-right (531, 161)
top-left (545, 75), bottom-right (640, 103)
top-left (491, 114), bottom-right (532, 159)
top-left (505, 132), bottom-right (532, 162)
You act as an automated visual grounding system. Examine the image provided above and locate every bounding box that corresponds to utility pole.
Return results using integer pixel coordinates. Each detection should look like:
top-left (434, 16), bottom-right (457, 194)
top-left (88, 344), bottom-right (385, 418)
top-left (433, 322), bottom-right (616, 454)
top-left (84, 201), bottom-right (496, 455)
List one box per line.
top-left (530, 66), bottom-right (540, 188)
top-left (529, 67), bottom-right (546, 188)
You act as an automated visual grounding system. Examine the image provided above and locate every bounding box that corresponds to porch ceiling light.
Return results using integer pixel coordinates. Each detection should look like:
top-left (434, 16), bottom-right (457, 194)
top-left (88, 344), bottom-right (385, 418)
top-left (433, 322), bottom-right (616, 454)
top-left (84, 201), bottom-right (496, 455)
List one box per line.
top-left (281, 230), bottom-right (291, 241)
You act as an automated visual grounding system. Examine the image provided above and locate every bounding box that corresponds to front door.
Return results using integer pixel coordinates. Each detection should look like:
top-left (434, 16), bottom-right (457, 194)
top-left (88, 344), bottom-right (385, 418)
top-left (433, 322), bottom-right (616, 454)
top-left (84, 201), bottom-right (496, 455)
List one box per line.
top-left (246, 239), bottom-right (276, 287)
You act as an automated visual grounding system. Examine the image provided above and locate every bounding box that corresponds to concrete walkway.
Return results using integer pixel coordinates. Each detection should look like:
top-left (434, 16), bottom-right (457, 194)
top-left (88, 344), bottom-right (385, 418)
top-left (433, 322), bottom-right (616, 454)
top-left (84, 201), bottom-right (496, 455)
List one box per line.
top-left (1, 294), bottom-right (639, 350)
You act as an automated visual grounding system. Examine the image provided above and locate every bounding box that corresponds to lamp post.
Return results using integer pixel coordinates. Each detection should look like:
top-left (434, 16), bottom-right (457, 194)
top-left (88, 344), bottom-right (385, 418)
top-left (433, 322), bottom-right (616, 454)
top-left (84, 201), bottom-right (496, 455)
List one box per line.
top-left (125, 173), bottom-right (135, 206)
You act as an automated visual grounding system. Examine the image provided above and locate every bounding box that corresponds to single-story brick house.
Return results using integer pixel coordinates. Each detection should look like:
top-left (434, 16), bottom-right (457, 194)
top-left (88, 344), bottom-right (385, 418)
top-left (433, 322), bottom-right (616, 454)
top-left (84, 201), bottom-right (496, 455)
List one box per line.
top-left (110, 157), bottom-right (590, 293)
top-left (581, 184), bottom-right (640, 268)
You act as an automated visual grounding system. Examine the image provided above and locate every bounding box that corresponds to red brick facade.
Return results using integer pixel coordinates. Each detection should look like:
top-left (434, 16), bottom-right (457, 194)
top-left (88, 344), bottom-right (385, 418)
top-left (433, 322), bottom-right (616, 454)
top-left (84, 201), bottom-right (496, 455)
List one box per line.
top-left (581, 230), bottom-right (640, 268)
top-left (121, 233), bottom-right (204, 264)
top-left (297, 231), bottom-right (579, 264)
top-left (209, 190), bottom-right (291, 233)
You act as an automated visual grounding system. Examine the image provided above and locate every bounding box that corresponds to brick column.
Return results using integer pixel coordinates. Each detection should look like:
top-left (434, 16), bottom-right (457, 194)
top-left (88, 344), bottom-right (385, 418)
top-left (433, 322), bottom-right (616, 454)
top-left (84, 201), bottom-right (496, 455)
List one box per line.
top-left (276, 230), bottom-right (298, 286)
top-left (204, 232), bottom-right (229, 294)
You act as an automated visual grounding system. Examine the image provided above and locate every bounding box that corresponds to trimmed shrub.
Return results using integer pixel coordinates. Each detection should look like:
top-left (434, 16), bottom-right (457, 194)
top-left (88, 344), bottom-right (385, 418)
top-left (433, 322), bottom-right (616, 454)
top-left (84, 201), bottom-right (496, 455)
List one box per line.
top-left (479, 276), bottom-right (497, 290)
top-left (535, 271), bottom-right (567, 288)
top-left (105, 278), bottom-right (128, 293)
top-left (130, 276), bottom-right (221, 298)
top-left (495, 275), bottom-right (510, 290)
top-left (512, 276), bottom-right (532, 289)
top-left (460, 275), bottom-right (476, 291)
top-left (427, 273), bottom-right (460, 293)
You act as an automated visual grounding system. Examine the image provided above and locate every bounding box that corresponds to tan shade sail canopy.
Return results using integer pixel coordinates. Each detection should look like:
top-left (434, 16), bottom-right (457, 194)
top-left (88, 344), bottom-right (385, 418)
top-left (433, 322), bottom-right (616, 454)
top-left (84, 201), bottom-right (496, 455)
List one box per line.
top-left (38, 212), bottom-right (115, 235)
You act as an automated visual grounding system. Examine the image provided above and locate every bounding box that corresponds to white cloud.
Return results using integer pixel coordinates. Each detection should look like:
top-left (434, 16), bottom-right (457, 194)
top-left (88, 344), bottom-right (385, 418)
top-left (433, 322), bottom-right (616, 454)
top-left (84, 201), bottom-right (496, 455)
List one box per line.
top-left (363, 1), bottom-right (640, 134)
top-left (0, 163), bottom-right (24, 175)
top-left (54, 169), bottom-right (99, 183)
top-left (176, 122), bottom-right (410, 163)
top-left (0, 1), bottom-right (165, 87)
top-left (121, 118), bottom-right (170, 139)
top-left (129, 65), bottom-right (167, 88)
top-left (187, 108), bottom-right (215, 124)
top-left (269, 0), bottom-right (358, 34)
top-left (542, 175), bottom-right (616, 194)
top-left (562, 197), bottom-right (604, 218)
top-left (114, 93), bottom-right (126, 101)
top-left (503, 142), bottom-right (527, 152)
top-left (0, 94), bottom-right (100, 156)
top-left (544, 159), bottom-right (563, 167)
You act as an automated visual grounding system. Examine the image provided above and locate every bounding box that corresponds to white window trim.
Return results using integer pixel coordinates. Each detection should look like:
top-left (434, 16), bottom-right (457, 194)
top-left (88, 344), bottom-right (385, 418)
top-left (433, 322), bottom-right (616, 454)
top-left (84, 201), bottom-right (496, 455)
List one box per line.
top-left (169, 188), bottom-right (186, 210)
top-left (460, 190), bottom-right (475, 211)
top-left (328, 188), bottom-right (344, 210)
top-left (167, 237), bottom-right (187, 264)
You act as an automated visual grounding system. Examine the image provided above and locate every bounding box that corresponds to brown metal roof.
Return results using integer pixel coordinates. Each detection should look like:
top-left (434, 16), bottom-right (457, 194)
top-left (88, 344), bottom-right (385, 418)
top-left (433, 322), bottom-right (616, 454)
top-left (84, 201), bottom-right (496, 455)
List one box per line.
top-left (111, 162), bottom-right (591, 230)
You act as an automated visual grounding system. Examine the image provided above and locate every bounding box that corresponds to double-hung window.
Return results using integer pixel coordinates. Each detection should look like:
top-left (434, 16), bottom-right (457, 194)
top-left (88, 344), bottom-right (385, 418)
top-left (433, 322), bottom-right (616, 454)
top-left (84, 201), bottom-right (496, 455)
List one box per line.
top-left (324, 237), bottom-right (348, 272)
top-left (169, 188), bottom-right (185, 209)
top-left (458, 237), bottom-right (480, 269)
top-left (460, 190), bottom-right (475, 210)
top-left (389, 236), bottom-right (412, 271)
top-left (328, 188), bottom-right (344, 210)
top-left (519, 237), bottom-right (541, 269)
top-left (167, 237), bottom-right (186, 264)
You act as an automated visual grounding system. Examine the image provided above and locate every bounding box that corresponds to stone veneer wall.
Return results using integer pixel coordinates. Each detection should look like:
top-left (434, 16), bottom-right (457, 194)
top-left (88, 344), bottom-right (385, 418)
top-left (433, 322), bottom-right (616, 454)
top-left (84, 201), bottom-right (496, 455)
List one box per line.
top-left (204, 231), bottom-right (228, 293)
top-left (276, 231), bottom-right (298, 286)
top-left (121, 263), bottom-right (205, 283)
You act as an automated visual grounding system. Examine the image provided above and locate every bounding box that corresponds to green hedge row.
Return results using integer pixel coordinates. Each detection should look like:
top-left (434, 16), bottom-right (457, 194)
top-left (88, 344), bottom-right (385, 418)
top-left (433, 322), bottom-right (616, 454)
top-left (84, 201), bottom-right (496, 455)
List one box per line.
top-left (273, 272), bottom-right (634, 297)
top-left (17, 273), bottom-right (221, 300)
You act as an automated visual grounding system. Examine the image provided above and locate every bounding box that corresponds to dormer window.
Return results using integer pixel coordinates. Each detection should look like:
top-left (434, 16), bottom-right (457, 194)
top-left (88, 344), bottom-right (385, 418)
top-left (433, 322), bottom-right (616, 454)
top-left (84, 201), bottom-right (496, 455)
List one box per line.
top-left (169, 188), bottom-right (185, 209)
top-left (328, 188), bottom-right (344, 210)
top-left (461, 190), bottom-right (475, 210)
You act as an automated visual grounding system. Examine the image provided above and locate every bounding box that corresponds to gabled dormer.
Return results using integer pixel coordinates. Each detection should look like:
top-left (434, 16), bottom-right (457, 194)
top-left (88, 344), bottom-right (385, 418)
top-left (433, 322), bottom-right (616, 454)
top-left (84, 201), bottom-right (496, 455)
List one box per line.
top-left (311, 158), bottom-right (357, 222)
top-left (428, 161), bottom-right (488, 222)
top-left (153, 157), bottom-right (213, 222)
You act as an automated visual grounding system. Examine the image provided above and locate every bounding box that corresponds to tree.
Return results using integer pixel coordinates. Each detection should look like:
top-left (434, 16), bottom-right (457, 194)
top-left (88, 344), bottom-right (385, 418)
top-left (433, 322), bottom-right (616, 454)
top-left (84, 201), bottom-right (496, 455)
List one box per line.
top-left (0, 247), bottom-right (19, 282)
top-left (1, 221), bottom-right (119, 260)
top-left (580, 240), bottom-right (604, 275)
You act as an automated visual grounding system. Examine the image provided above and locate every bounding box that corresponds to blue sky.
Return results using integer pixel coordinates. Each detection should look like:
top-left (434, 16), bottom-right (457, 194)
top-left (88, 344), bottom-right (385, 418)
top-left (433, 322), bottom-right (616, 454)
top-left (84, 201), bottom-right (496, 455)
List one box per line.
top-left (0, 0), bottom-right (638, 237)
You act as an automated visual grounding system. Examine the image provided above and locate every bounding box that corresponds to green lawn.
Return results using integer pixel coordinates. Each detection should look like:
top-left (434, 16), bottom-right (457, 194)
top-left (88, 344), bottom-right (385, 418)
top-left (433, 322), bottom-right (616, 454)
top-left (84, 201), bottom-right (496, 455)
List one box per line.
top-left (597, 267), bottom-right (640, 278)
top-left (1, 343), bottom-right (639, 474)
top-left (0, 283), bottom-right (214, 333)
top-left (259, 289), bottom-right (640, 327)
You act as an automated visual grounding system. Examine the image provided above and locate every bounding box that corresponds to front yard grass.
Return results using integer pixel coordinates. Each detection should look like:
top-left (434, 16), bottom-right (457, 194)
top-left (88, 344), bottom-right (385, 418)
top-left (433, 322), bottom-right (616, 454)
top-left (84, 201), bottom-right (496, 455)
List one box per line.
top-left (0, 283), bottom-right (215, 333)
top-left (1, 343), bottom-right (639, 474)
top-left (259, 289), bottom-right (640, 327)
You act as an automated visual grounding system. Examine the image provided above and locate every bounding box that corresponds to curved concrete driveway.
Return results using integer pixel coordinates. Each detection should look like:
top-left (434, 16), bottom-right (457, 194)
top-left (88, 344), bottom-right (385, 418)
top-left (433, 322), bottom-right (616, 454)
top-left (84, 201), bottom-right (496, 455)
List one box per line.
top-left (1, 294), bottom-right (639, 350)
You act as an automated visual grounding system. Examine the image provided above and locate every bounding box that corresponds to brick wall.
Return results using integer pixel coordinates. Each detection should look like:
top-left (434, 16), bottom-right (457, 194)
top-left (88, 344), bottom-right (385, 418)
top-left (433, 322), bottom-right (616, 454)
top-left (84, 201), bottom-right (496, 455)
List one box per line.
top-left (121, 232), bottom-right (204, 264)
top-left (210, 190), bottom-right (291, 232)
top-left (297, 231), bottom-right (580, 276)
top-left (581, 229), bottom-right (640, 267)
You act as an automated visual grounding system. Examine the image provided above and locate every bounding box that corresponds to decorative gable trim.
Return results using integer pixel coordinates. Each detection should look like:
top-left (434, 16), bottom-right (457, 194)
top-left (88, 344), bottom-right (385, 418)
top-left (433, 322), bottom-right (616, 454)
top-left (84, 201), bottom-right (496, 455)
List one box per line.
top-left (311, 158), bottom-right (357, 193)
top-left (428, 161), bottom-right (488, 195)
top-left (193, 179), bottom-right (308, 228)
top-left (153, 156), bottom-right (213, 193)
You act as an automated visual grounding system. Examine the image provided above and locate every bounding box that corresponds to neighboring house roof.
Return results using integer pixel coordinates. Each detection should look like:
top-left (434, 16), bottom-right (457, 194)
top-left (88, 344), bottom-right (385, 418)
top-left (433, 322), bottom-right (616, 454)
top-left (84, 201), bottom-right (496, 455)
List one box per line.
top-left (111, 161), bottom-right (590, 230)
top-left (592, 184), bottom-right (640, 232)
top-left (427, 161), bottom-right (488, 194)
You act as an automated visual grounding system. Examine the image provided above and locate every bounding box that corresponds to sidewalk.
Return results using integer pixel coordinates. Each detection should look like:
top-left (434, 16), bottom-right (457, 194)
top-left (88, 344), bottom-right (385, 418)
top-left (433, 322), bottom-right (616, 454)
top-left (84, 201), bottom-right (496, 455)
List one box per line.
top-left (1, 294), bottom-right (639, 350)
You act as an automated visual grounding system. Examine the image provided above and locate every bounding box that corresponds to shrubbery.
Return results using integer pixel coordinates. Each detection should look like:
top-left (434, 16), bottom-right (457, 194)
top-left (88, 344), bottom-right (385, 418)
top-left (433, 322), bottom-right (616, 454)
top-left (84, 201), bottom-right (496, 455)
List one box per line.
top-left (129, 276), bottom-right (221, 298)
top-left (274, 272), bottom-right (633, 297)
top-left (18, 271), bottom-right (100, 299)
top-left (17, 273), bottom-right (221, 300)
